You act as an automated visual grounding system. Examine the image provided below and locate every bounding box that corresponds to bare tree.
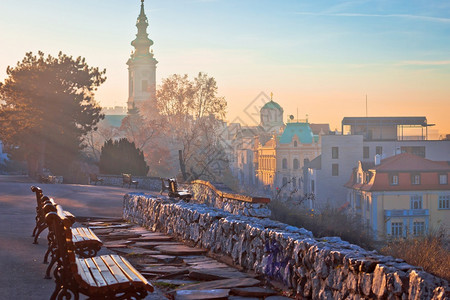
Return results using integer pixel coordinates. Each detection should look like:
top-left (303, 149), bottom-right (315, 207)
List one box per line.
top-left (156, 73), bottom-right (229, 182)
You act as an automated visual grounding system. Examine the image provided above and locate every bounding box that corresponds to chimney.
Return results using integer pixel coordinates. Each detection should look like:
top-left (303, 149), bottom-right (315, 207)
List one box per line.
top-left (374, 154), bottom-right (381, 166)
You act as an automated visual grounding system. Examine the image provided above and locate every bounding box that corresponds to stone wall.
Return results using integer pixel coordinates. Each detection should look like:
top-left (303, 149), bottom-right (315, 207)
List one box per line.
top-left (123, 193), bottom-right (449, 300)
top-left (189, 180), bottom-right (271, 218)
top-left (94, 175), bottom-right (161, 191)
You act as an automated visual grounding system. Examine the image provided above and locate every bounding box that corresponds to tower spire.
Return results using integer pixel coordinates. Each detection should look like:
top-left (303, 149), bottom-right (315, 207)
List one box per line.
top-left (127, 0), bottom-right (158, 116)
top-left (131, 0), bottom-right (153, 57)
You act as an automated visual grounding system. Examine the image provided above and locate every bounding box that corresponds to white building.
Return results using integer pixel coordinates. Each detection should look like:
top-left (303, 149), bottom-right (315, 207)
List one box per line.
top-left (305, 117), bottom-right (450, 209)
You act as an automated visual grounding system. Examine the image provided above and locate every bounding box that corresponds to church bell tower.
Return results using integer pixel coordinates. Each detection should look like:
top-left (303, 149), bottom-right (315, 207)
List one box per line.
top-left (127, 0), bottom-right (158, 114)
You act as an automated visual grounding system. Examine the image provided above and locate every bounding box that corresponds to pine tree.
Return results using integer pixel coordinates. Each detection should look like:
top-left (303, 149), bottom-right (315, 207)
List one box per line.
top-left (99, 138), bottom-right (149, 176)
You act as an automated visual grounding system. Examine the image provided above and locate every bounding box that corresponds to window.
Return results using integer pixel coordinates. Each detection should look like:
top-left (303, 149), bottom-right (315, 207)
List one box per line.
top-left (401, 146), bottom-right (425, 158)
top-left (390, 173), bottom-right (399, 185)
top-left (391, 222), bottom-right (403, 238)
top-left (410, 195), bottom-right (422, 210)
top-left (282, 158), bottom-right (287, 169)
top-left (438, 195), bottom-right (450, 209)
top-left (411, 173), bottom-right (421, 185)
top-left (311, 180), bottom-right (315, 193)
top-left (332, 164), bottom-right (339, 176)
top-left (366, 196), bottom-right (370, 212)
top-left (332, 147), bottom-right (339, 159)
top-left (376, 146), bottom-right (383, 155)
top-left (282, 177), bottom-right (288, 186)
top-left (293, 159), bottom-right (299, 170)
top-left (363, 146), bottom-right (370, 159)
top-left (298, 178), bottom-right (302, 189)
top-left (141, 80), bottom-right (148, 92)
top-left (439, 174), bottom-right (448, 185)
top-left (294, 141), bottom-right (298, 147)
top-left (293, 178), bottom-right (296, 187)
top-left (413, 222), bottom-right (425, 236)
top-left (357, 173), bottom-right (362, 184)
top-left (356, 194), bottom-right (361, 208)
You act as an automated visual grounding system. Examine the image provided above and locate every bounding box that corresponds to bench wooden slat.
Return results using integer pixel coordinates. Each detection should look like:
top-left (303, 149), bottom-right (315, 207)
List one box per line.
top-left (74, 227), bottom-right (89, 242)
top-left (85, 258), bottom-right (109, 287)
top-left (92, 256), bottom-right (119, 286)
top-left (71, 229), bottom-right (81, 243)
top-left (77, 259), bottom-right (98, 288)
top-left (110, 255), bottom-right (142, 283)
top-left (112, 255), bottom-right (154, 292)
top-left (101, 256), bottom-right (131, 284)
top-left (83, 227), bottom-right (102, 243)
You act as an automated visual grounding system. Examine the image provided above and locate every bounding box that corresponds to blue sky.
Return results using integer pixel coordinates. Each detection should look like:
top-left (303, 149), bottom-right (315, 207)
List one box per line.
top-left (1, 0), bottom-right (449, 135)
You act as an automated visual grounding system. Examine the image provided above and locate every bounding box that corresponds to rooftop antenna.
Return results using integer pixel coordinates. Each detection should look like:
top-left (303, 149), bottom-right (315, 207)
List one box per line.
top-left (365, 94), bottom-right (368, 117)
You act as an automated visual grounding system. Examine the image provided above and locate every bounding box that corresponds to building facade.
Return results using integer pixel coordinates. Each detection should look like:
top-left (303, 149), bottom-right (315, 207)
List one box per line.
top-left (256, 121), bottom-right (321, 200)
top-left (127, 0), bottom-right (158, 116)
top-left (345, 153), bottom-right (450, 240)
top-left (305, 117), bottom-right (450, 209)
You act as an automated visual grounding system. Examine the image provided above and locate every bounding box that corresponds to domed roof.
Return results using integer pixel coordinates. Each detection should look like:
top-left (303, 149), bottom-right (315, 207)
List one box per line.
top-left (261, 100), bottom-right (283, 112)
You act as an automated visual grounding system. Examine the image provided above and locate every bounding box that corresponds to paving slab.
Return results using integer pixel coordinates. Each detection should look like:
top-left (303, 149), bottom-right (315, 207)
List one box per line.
top-left (133, 241), bottom-right (183, 248)
top-left (189, 268), bottom-right (250, 281)
top-left (179, 278), bottom-right (260, 291)
top-left (155, 244), bottom-right (208, 255)
top-left (230, 287), bottom-right (278, 297)
top-left (174, 289), bottom-right (230, 300)
top-left (109, 247), bottom-right (160, 255)
top-left (189, 261), bottom-right (230, 269)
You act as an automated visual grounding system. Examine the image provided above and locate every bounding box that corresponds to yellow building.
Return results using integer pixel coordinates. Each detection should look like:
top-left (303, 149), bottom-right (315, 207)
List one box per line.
top-left (346, 153), bottom-right (450, 240)
top-left (256, 121), bottom-right (321, 199)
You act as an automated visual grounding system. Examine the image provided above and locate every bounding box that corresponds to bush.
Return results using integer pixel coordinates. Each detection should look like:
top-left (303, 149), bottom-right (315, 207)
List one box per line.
top-left (99, 138), bottom-right (149, 176)
top-left (269, 199), bottom-right (375, 249)
top-left (380, 229), bottom-right (450, 281)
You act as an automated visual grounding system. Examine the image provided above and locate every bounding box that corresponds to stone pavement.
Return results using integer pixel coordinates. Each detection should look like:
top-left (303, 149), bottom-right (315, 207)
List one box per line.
top-left (0, 176), bottom-right (291, 299)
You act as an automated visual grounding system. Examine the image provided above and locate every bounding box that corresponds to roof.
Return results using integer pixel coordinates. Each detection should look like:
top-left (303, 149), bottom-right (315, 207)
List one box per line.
top-left (345, 153), bottom-right (450, 192)
top-left (279, 122), bottom-right (314, 144)
top-left (261, 100), bottom-right (283, 112)
top-left (104, 115), bottom-right (126, 128)
top-left (342, 116), bottom-right (428, 127)
top-left (373, 153), bottom-right (449, 172)
top-left (310, 123), bottom-right (330, 135)
top-left (307, 155), bottom-right (322, 170)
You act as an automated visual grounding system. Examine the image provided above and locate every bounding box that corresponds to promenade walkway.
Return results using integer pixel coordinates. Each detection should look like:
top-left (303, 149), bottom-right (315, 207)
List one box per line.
top-left (0, 175), bottom-right (165, 299)
top-left (0, 175), bottom-right (290, 300)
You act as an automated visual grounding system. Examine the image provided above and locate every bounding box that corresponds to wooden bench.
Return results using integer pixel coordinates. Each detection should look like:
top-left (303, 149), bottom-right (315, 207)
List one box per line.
top-left (44, 205), bottom-right (153, 299)
top-left (122, 173), bottom-right (138, 188)
top-left (31, 186), bottom-right (46, 243)
top-left (43, 197), bottom-right (103, 279)
top-left (89, 173), bottom-right (104, 185)
top-left (31, 186), bottom-right (103, 278)
top-left (160, 178), bottom-right (170, 195)
top-left (168, 178), bottom-right (192, 201)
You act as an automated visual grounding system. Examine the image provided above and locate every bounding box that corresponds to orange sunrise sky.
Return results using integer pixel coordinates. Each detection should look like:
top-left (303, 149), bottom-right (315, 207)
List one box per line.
top-left (1, 0), bottom-right (449, 137)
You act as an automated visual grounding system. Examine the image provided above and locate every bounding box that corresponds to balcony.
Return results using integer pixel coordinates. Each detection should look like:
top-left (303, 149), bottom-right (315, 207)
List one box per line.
top-left (384, 209), bottom-right (429, 218)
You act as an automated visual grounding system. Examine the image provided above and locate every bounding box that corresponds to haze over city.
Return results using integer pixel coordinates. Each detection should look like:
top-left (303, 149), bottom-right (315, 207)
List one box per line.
top-left (1, 0), bottom-right (449, 134)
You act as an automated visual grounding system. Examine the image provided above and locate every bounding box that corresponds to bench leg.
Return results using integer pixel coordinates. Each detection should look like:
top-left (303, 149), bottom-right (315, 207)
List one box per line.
top-left (43, 247), bottom-right (51, 264)
top-left (33, 225), bottom-right (47, 244)
top-left (51, 287), bottom-right (79, 300)
top-left (32, 223), bottom-right (38, 237)
top-left (45, 256), bottom-right (56, 279)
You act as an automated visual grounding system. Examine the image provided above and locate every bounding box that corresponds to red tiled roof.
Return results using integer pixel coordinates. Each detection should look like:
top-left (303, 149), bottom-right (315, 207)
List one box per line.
top-left (346, 153), bottom-right (450, 192)
top-left (373, 153), bottom-right (449, 172)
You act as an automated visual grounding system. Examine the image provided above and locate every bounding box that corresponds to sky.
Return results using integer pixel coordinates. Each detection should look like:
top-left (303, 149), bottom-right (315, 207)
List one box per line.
top-left (1, 0), bottom-right (449, 137)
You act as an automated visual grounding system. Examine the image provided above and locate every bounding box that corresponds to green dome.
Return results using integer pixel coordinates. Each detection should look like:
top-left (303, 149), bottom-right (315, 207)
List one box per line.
top-left (261, 100), bottom-right (283, 112)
